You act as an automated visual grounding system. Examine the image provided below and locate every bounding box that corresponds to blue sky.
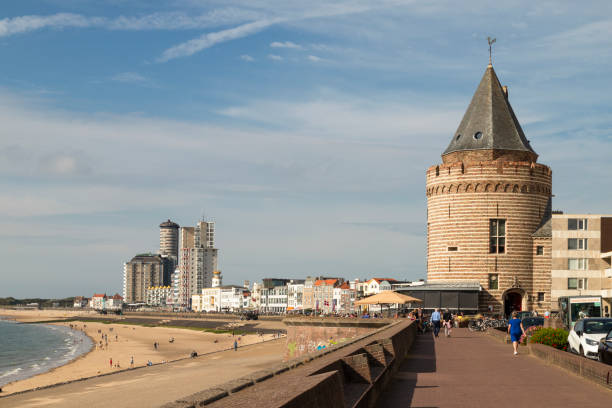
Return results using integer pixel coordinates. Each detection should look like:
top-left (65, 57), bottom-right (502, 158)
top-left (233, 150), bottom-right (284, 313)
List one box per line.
top-left (1, 1), bottom-right (611, 298)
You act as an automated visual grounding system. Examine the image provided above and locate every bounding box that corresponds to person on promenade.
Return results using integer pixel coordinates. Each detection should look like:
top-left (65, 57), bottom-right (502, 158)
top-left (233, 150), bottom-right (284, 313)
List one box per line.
top-left (234, 339), bottom-right (238, 351)
top-left (507, 311), bottom-right (526, 355)
top-left (431, 308), bottom-right (442, 338)
top-left (442, 309), bottom-right (453, 337)
top-left (130, 356), bottom-right (134, 368)
top-left (109, 358), bottom-right (112, 368)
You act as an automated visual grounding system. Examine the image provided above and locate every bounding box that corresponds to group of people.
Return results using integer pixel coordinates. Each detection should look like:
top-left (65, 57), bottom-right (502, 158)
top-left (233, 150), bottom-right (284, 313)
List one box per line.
top-left (408, 308), bottom-right (458, 338)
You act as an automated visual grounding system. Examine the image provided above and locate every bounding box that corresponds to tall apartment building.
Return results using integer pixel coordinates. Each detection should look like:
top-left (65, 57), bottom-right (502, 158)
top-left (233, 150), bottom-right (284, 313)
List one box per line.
top-left (173, 219), bottom-right (218, 308)
top-left (426, 63), bottom-right (553, 314)
top-left (123, 253), bottom-right (172, 303)
top-left (551, 214), bottom-right (612, 315)
top-left (159, 219), bottom-right (179, 259)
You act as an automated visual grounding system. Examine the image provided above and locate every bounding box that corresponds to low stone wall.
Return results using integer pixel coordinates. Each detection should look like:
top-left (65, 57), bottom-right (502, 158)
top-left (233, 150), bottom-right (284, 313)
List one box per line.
top-left (528, 343), bottom-right (612, 390)
top-left (161, 319), bottom-right (416, 408)
top-left (283, 317), bottom-right (391, 360)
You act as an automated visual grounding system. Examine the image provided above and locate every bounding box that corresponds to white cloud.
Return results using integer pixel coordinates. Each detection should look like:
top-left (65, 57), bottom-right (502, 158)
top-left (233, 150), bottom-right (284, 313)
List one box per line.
top-left (240, 54), bottom-right (255, 61)
top-left (158, 19), bottom-right (277, 62)
top-left (111, 72), bottom-right (147, 83)
top-left (268, 54), bottom-right (283, 61)
top-left (307, 55), bottom-right (322, 62)
top-left (270, 41), bottom-right (302, 49)
top-left (0, 9), bottom-right (261, 37)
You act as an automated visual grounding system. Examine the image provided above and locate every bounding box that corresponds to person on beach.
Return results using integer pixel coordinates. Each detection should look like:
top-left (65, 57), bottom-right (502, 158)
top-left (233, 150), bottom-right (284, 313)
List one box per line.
top-left (130, 356), bottom-right (134, 368)
top-left (507, 311), bottom-right (526, 356)
top-left (109, 358), bottom-right (112, 367)
top-left (234, 339), bottom-right (238, 351)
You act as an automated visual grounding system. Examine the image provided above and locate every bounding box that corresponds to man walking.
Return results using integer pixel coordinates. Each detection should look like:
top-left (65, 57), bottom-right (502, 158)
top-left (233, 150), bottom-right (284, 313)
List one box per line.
top-left (431, 308), bottom-right (441, 338)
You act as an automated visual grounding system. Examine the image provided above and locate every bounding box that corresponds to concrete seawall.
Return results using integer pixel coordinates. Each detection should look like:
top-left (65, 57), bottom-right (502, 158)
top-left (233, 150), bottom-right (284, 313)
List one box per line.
top-left (162, 319), bottom-right (416, 408)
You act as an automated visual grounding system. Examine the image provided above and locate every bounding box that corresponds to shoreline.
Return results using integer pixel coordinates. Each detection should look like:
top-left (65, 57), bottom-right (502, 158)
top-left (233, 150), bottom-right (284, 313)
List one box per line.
top-left (0, 313), bottom-right (283, 396)
top-left (0, 320), bottom-right (94, 389)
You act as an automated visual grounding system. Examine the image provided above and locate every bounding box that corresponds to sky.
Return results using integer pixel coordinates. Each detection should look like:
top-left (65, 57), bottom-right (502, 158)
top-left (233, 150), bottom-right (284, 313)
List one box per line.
top-left (1, 0), bottom-right (611, 298)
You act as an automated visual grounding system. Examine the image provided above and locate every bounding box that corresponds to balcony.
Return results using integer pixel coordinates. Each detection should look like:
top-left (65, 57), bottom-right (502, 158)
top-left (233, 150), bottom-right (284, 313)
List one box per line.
top-left (605, 268), bottom-right (612, 278)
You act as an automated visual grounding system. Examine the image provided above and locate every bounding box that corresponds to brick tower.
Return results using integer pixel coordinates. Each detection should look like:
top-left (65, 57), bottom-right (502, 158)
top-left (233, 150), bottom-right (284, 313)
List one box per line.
top-left (426, 64), bottom-right (552, 315)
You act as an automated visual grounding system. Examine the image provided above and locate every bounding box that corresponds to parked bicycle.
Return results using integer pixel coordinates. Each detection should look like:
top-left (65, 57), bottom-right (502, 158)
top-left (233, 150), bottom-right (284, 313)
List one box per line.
top-left (468, 317), bottom-right (507, 332)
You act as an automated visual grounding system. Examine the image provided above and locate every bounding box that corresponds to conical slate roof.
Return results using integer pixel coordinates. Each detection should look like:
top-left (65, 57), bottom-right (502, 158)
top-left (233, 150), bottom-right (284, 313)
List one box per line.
top-left (443, 65), bottom-right (537, 158)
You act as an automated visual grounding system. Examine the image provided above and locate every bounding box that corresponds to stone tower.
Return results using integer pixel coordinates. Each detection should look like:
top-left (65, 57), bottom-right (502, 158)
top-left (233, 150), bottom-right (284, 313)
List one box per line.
top-left (426, 64), bottom-right (552, 314)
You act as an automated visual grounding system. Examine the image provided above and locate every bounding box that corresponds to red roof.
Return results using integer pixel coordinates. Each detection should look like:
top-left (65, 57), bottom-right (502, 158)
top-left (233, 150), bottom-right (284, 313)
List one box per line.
top-left (92, 293), bottom-right (106, 298)
top-left (339, 282), bottom-right (350, 290)
top-left (111, 294), bottom-right (123, 300)
top-left (315, 279), bottom-right (338, 286)
top-left (367, 278), bottom-right (398, 284)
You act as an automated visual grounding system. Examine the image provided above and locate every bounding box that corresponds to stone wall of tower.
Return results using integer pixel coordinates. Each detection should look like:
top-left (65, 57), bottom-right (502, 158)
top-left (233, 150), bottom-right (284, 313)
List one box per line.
top-left (426, 160), bottom-right (552, 313)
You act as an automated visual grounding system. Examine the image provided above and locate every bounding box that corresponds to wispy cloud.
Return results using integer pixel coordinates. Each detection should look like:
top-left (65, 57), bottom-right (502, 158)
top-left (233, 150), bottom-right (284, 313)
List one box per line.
top-left (307, 55), bottom-right (323, 62)
top-left (270, 41), bottom-right (302, 49)
top-left (268, 54), bottom-right (283, 61)
top-left (0, 9), bottom-right (261, 37)
top-left (158, 19), bottom-right (278, 62)
top-left (240, 54), bottom-right (255, 62)
top-left (111, 72), bottom-right (147, 83)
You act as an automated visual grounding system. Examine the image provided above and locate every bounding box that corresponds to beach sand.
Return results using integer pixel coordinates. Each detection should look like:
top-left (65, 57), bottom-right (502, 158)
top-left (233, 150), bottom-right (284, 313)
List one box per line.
top-left (0, 311), bottom-right (281, 395)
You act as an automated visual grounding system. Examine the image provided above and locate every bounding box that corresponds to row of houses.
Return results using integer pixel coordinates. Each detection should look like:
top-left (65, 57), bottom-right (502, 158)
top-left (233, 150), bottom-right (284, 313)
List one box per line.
top-left (189, 274), bottom-right (423, 314)
top-left (73, 294), bottom-right (124, 310)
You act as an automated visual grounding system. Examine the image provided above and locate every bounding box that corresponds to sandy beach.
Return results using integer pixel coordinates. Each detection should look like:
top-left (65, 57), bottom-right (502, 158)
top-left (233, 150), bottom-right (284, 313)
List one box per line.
top-left (0, 310), bottom-right (282, 395)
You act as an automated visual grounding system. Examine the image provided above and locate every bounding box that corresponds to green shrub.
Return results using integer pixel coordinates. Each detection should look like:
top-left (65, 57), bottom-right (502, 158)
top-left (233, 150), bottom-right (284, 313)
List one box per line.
top-left (529, 327), bottom-right (569, 351)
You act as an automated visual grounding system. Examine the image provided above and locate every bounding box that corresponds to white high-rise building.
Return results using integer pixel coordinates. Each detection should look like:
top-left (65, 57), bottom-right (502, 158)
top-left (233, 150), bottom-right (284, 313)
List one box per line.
top-left (173, 219), bottom-right (219, 309)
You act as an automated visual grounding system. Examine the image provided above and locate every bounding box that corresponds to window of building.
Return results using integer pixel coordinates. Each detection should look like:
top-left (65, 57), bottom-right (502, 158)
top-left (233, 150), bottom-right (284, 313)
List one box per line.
top-left (536, 246), bottom-right (544, 255)
top-left (489, 219), bottom-right (506, 253)
top-left (568, 238), bottom-right (587, 250)
top-left (537, 292), bottom-right (544, 302)
top-left (568, 258), bottom-right (587, 270)
top-left (568, 218), bottom-right (588, 230)
top-left (489, 274), bottom-right (498, 290)
top-left (448, 246), bottom-right (458, 252)
top-left (578, 278), bottom-right (588, 290)
top-left (568, 278), bottom-right (577, 290)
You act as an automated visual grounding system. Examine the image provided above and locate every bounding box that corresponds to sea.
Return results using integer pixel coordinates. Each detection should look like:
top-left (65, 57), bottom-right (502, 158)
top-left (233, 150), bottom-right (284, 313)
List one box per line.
top-left (0, 318), bottom-right (93, 387)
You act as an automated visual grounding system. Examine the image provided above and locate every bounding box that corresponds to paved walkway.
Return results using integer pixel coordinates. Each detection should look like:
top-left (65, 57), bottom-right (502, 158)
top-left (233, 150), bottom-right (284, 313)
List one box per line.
top-left (0, 339), bottom-right (284, 408)
top-left (378, 328), bottom-right (611, 408)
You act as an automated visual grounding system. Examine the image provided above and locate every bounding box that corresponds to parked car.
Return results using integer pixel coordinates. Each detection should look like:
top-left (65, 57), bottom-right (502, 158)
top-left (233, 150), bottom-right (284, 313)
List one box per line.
top-left (597, 328), bottom-right (612, 364)
top-left (568, 318), bottom-right (612, 359)
top-left (521, 317), bottom-right (544, 331)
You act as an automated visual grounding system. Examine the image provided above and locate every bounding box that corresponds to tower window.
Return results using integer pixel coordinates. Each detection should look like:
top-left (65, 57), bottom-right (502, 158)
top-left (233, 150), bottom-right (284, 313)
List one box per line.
top-left (536, 246), bottom-right (544, 255)
top-left (474, 131), bottom-right (483, 140)
top-left (488, 274), bottom-right (498, 289)
top-left (489, 219), bottom-right (506, 254)
top-left (456, 134), bottom-right (461, 141)
top-left (537, 292), bottom-right (544, 302)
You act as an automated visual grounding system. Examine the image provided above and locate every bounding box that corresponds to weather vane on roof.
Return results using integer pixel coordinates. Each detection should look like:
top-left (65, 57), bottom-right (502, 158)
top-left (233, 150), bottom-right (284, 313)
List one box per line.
top-left (487, 36), bottom-right (496, 66)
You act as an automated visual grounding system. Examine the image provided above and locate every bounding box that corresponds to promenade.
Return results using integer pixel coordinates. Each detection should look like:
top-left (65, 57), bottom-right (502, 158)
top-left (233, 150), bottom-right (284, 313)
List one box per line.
top-left (0, 338), bottom-right (284, 408)
top-left (378, 328), bottom-right (611, 407)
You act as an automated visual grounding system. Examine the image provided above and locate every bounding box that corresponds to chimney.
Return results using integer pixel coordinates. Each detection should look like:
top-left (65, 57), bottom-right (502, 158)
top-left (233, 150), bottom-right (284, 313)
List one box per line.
top-left (502, 86), bottom-right (508, 98)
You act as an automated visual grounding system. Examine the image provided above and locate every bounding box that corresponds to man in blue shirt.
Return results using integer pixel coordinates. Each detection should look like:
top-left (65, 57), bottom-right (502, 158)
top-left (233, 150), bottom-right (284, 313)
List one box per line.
top-left (431, 308), bottom-right (442, 338)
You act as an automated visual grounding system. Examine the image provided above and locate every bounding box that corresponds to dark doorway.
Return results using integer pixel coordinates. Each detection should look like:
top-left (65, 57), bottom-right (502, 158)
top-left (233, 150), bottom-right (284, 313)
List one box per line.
top-left (504, 292), bottom-right (522, 316)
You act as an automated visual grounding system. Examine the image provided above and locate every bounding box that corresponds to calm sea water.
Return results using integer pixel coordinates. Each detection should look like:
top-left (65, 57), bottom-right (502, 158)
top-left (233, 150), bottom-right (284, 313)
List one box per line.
top-left (0, 319), bottom-right (92, 387)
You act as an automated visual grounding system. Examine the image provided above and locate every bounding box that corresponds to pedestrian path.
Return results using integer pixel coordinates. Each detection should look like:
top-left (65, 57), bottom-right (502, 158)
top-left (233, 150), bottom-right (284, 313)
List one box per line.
top-left (378, 328), bottom-right (611, 407)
